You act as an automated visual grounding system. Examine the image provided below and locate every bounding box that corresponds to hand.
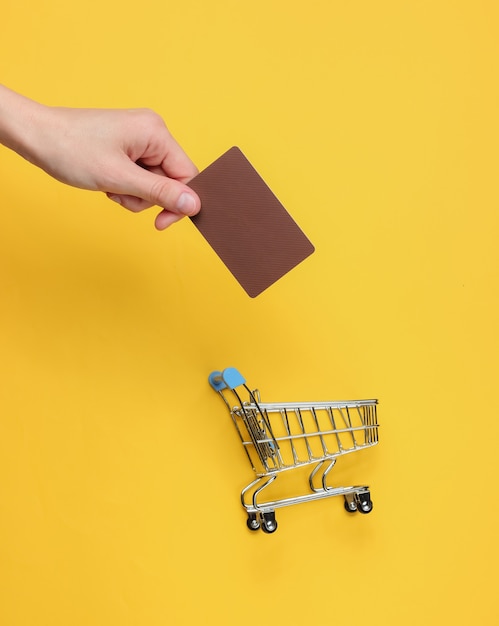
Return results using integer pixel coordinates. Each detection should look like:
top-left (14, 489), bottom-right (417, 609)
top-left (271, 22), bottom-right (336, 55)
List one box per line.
top-left (0, 86), bottom-right (201, 229)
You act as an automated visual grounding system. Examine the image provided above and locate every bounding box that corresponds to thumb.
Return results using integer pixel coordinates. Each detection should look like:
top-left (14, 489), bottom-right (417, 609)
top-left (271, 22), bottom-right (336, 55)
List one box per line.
top-left (109, 160), bottom-right (200, 216)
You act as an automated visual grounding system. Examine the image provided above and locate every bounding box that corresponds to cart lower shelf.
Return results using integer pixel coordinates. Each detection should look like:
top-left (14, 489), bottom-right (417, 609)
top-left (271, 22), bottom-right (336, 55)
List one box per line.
top-left (242, 473), bottom-right (373, 533)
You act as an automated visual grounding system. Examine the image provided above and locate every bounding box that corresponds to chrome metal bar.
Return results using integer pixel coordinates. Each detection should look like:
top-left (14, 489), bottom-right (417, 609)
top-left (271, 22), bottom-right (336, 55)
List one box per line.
top-left (243, 484), bottom-right (371, 514)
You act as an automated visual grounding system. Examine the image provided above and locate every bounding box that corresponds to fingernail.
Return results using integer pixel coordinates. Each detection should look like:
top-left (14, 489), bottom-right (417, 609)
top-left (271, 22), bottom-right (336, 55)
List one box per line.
top-left (176, 192), bottom-right (197, 215)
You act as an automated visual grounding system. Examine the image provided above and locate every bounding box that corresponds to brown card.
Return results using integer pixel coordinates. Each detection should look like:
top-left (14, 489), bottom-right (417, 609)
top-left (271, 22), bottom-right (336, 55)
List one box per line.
top-left (188, 147), bottom-right (314, 297)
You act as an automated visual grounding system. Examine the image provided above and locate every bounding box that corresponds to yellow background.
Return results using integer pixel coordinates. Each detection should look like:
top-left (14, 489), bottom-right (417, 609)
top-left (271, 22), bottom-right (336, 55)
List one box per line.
top-left (1, 1), bottom-right (498, 624)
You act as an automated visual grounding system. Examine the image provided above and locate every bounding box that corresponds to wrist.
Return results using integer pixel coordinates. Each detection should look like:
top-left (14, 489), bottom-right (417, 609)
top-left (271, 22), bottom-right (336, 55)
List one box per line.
top-left (0, 85), bottom-right (51, 165)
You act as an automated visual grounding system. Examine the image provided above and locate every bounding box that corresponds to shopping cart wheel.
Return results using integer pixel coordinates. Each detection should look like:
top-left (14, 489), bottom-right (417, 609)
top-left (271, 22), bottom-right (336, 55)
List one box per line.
top-left (356, 493), bottom-right (373, 514)
top-left (344, 498), bottom-right (358, 513)
top-left (260, 511), bottom-right (278, 534)
top-left (246, 513), bottom-right (260, 531)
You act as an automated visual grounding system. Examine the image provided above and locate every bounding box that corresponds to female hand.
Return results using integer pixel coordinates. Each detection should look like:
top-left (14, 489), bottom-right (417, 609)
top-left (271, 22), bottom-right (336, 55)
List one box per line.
top-left (0, 86), bottom-right (201, 229)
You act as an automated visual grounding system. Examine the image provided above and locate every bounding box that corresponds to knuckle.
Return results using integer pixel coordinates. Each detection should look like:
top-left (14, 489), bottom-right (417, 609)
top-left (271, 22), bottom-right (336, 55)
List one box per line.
top-left (137, 108), bottom-right (168, 132)
top-left (149, 177), bottom-right (173, 208)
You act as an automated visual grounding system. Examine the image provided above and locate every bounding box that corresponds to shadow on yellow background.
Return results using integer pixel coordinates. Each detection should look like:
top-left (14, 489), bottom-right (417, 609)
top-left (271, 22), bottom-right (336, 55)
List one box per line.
top-left (1, 1), bottom-right (498, 624)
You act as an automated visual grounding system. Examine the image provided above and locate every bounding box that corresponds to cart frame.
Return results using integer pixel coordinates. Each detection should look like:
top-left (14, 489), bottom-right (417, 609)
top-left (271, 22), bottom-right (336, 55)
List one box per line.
top-left (209, 367), bottom-right (379, 533)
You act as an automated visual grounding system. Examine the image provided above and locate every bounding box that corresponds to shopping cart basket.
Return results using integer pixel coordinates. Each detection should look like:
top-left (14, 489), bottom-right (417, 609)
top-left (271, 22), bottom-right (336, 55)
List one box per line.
top-left (209, 367), bottom-right (379, 533)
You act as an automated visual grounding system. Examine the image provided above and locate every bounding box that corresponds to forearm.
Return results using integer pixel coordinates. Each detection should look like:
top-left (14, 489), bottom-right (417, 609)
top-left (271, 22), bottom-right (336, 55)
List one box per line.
top-left (0, 85), bottom-right (48, 163)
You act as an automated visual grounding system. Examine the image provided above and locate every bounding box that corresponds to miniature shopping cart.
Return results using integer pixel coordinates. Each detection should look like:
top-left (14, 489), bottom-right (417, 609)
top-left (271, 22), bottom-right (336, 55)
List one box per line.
top-left (209, 367), bottom-right (379, 533)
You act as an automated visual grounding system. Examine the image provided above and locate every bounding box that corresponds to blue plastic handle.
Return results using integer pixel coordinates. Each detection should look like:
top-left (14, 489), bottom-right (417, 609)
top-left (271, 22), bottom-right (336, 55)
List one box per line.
top-left (208, 367), bottom-right (246, 391)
